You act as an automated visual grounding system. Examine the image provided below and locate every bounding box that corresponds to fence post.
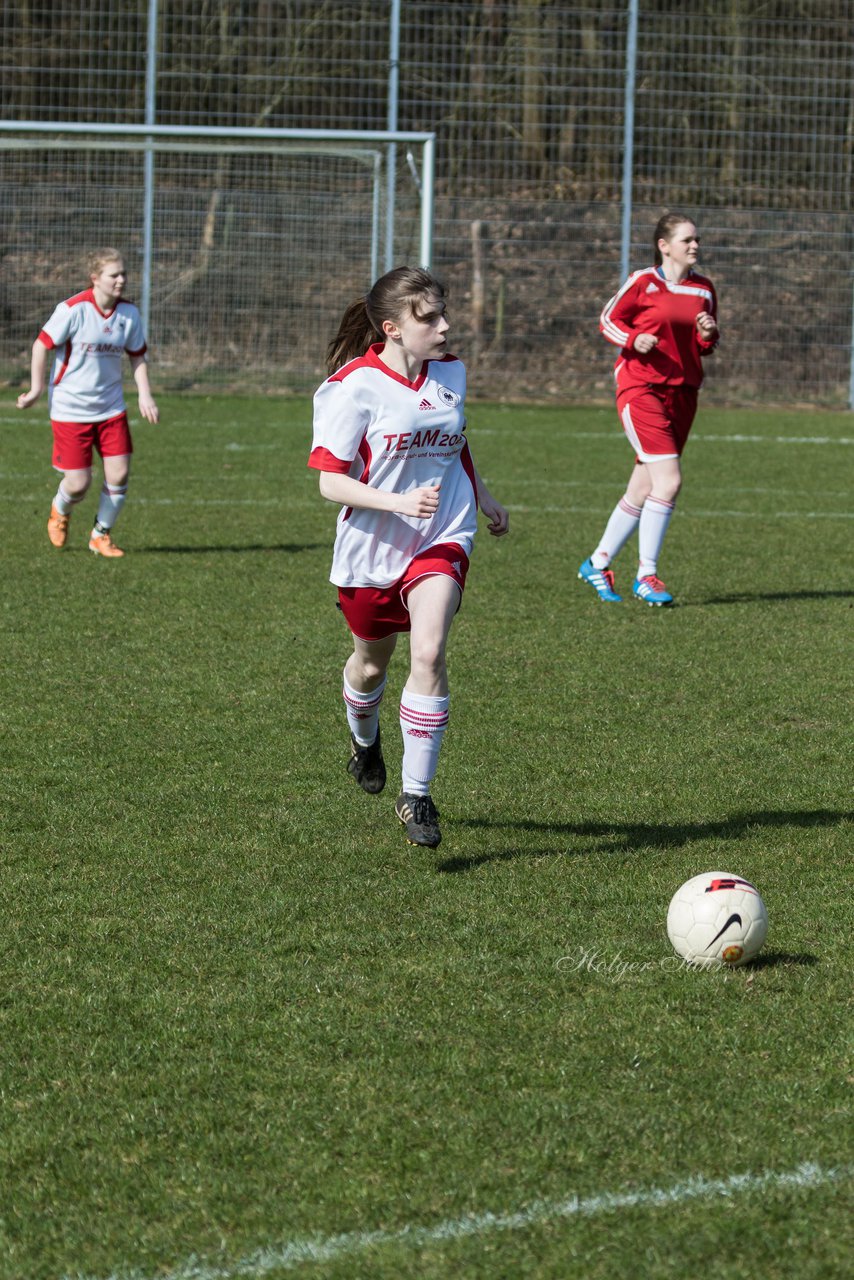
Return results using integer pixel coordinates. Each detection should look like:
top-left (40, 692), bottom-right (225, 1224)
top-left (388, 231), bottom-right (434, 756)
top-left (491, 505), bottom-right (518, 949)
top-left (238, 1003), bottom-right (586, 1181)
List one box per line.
top-left (385, 0), bottom-right (402, 273)
top-left (620, 0), bottom-right (639, 285)
top-left (141, 0), bottom-right (159, 336)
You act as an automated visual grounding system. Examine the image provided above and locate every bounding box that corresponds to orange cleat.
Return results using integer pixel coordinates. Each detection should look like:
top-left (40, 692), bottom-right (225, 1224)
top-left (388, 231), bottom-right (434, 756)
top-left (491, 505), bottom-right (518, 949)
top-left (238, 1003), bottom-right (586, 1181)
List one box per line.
top-left (47, 503), bottom-right (70, 548)
top-left (88, 530), bottom-right (125, 558)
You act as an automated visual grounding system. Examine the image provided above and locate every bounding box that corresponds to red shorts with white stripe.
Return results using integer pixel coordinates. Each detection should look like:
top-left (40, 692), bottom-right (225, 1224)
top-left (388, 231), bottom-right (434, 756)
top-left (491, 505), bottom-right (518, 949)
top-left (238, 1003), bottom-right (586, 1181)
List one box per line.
top-left (51, 411), bottom-right (133, 470)
top-left (617, 385), bottom-right (698, 462)
top-left (337, 542), bottom-right (469, 642)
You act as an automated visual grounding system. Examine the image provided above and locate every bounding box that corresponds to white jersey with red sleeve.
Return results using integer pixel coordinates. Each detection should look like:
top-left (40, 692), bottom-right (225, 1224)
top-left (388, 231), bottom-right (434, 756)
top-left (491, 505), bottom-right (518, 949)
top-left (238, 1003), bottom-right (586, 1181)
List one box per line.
top-left (600, 266), bottom-right (718, 393)
top-left (39, 289), bottom-right (148, 422)
top-left (308, 343), bottom-right (479, 588)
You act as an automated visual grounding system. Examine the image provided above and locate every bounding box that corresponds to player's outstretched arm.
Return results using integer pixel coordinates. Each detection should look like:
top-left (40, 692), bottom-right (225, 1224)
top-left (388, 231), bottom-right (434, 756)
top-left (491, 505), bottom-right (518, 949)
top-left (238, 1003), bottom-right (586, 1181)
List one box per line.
top-left (16, 340), bottom-right (51, 410)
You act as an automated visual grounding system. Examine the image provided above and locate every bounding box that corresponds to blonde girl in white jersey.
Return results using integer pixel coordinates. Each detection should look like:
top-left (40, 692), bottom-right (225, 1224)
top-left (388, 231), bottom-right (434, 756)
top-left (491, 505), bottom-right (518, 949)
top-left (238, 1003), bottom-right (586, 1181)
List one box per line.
top-left (16, 248), bottom-right (159, 557)
top-left (309, 266), bottom-right (508, 848)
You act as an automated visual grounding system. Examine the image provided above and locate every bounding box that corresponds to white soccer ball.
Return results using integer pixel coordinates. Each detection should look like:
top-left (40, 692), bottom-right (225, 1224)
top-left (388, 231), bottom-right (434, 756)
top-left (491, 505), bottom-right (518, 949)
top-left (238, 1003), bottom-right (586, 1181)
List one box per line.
top-left (666, 871), bottom-right (768, 967)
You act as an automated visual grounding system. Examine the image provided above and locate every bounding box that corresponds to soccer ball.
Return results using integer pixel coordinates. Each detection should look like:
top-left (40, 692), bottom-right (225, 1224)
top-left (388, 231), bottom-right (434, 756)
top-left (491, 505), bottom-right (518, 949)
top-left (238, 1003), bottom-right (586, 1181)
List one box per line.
top-left (666, 871), bottom-right (768, 967)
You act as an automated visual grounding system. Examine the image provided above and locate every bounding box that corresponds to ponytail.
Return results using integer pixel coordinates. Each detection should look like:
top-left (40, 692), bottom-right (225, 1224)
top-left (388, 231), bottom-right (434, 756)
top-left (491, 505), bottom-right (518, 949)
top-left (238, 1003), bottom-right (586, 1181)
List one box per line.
top-left (326, 297), bottom-right (383, 375)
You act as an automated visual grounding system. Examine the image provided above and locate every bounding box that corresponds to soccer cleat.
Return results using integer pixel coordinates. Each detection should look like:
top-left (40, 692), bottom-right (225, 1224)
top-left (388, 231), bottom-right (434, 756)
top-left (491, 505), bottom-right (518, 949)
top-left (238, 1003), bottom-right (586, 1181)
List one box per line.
top-left (578, 557), bottom-right (621, 602)
top-left (395, 791), bottom-right (442, 848)
top-left (632, 574), bottom-right (674, 606)
top-left (347, 726), bottom-right (386, 794)
top-left (47, 503), bottom-right (70, 548)
top-left (88, 531), bottom-right (125, 558)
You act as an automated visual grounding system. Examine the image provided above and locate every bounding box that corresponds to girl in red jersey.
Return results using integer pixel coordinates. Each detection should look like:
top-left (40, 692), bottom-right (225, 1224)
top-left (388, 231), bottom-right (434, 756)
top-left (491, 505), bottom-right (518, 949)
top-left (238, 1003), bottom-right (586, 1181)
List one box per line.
top-left (309, 266), bottom-right (508, 848)
top-left (578, 213), bottom-right (719, 605)
top-left (16, 248), bottom-right (159, 558)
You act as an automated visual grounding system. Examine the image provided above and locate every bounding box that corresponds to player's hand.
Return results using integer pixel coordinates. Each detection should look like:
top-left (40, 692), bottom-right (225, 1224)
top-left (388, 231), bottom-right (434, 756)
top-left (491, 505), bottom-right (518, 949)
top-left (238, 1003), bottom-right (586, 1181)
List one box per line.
top-left (16, 388), bottom-right (40, 410)
top-left (696, 312), bottom-right (718, 341)
top-left (480, 493), bottom-right (509, 537)
top-left (138, 395), bottom-right (160, 424)
top-left (633, 333), bottom-right (659, 354)
top-left (398, 485), bottom-right (440, 518)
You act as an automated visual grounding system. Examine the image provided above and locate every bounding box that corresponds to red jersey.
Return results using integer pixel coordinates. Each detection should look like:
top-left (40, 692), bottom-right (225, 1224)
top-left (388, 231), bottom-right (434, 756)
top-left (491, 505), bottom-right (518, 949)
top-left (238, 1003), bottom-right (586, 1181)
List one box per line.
top-left (600, 266), bottom-right (718, 392)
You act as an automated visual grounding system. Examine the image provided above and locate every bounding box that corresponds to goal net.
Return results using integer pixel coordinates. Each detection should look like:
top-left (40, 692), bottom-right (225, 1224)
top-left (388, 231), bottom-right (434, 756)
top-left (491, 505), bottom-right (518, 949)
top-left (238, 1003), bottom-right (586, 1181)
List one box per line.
top-left (0, 125), bottom-right (435, 392)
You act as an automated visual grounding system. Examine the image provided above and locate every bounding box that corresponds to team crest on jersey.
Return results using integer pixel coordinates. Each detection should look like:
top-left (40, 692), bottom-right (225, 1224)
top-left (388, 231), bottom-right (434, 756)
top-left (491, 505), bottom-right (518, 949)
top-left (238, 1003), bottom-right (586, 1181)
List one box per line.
top-left (437, 385), bottom-right (461, 407)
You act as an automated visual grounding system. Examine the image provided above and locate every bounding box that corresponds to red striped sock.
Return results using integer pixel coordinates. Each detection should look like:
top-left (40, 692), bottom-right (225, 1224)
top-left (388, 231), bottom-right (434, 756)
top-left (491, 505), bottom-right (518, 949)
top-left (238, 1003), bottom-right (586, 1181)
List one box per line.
top-left (343, 673), bottom-right (386, 746)
top-left (400, 689), bottom-right (449, 795)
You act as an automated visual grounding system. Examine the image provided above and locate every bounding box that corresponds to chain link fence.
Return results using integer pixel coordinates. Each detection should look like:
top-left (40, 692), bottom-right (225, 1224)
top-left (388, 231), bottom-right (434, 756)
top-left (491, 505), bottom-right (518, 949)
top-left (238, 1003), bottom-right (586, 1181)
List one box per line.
top-left (2, 1), bottom-right (851, 404)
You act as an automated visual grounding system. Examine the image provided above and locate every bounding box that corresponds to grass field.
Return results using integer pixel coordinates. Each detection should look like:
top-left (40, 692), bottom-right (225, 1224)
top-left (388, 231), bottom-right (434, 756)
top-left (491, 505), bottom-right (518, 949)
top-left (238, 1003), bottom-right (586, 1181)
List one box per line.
top-left (0, 396), bottom-right (851, 1280)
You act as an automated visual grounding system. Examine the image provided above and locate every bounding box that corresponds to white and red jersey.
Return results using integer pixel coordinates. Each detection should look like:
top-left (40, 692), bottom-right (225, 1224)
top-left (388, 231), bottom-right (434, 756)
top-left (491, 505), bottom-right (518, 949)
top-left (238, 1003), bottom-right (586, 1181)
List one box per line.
top-left (309, 343), bottom-right (478, 588)
top-left (600, 266), bottom-right (718, 394)
top-left (38, 289), bottom-right (148, 422)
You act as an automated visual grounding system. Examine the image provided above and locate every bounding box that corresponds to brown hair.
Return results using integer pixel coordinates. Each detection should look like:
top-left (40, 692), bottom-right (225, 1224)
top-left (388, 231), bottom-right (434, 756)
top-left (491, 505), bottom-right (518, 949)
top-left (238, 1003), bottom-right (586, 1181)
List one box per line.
top-left (326, 265), bottom-right (446, 374)
top-left (86, 247), bottom-right (124, 279)
top-left (653, 213), bottom-right (694, 266)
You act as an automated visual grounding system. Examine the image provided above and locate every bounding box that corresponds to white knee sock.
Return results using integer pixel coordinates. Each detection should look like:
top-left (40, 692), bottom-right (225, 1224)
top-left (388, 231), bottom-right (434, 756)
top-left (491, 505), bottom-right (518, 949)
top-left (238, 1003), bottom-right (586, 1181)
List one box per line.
top-left (95, 482), bottom-right (128, 532)
top-left (53, 484), bottom-right (85, 516)
top-left (638, 496), bottom-right (676, 577)
top-left (591, 495), bottom-right (643, 568)
top-left (400, 689), bottom-right (449, 796)
top-left (343, 673), bottom-right (386, 747)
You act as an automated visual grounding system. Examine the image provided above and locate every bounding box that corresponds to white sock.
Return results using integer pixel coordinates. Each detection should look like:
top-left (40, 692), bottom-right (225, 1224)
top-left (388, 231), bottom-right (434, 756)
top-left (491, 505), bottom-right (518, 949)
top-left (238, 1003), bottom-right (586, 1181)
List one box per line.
top-left (637, 496), bottom-right (675, 578)
top-left (400, 689), bottom-right (449, 796)
top-left (95, 482), bottom-right (128, 532)
top-left (591, 495), bottom-right (643, 568)
top-left (53, 484), bottom-right (84, 516)
top-left (343, 673), bottom-right (386, 747)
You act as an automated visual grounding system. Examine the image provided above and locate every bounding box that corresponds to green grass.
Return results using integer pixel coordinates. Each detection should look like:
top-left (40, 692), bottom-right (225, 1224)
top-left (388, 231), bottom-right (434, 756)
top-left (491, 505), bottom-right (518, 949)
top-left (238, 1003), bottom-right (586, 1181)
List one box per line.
top-left (0, 398), bottom-right (851, 1279)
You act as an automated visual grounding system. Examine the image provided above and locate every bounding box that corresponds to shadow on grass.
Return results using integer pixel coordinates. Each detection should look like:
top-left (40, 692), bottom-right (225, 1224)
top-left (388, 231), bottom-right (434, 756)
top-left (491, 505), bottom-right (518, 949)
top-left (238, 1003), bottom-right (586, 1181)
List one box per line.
top-left (749, 951), bottom-right (819, 970)
top-left (688, 590), bottom-right (854, 606)
top-left (438, 808), bottom-right (851, 873)
top-left (134, 542), bottom-right (325, 555)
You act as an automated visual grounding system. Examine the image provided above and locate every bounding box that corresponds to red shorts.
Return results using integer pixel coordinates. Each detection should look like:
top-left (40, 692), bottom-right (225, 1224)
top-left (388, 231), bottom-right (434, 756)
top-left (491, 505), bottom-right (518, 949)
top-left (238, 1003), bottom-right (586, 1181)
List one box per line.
top-left (51, 412), bottom-right (133, 470)
top-left (337, 542), bottom-right (470, 642)
top-left (617, 385), bottom-right (698, 461)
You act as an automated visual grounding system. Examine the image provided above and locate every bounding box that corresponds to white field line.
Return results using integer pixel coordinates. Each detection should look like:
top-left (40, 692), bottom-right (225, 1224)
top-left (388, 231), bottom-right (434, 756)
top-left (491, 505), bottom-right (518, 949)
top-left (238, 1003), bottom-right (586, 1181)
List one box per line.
top-left (559, 431), bottom-right (854, 446)
top-left (195, 432), bottom-right (854, 448)
top-left (0, 494), bottom-right (290, 507)
top-left (219, 433), bottom-right (854, 448)
top-left (1, 495), bottom-right (850, 519)
top-left (3, 476), bottom-right (852, 508)
top-left (64, 1161), bottom-right (851, 1280)
top-left (507, 478), bottom-right (854, 499)
top-left (698, 433), bottom-right (854, 445)
top-left (506, 504), bottom-right (854, 520)
top-left (4, 471), bottom-right (848, 500)
top-left (1, 417), bottom-right (853, 447)
top-left (445, 428), bottom-right (854, 446)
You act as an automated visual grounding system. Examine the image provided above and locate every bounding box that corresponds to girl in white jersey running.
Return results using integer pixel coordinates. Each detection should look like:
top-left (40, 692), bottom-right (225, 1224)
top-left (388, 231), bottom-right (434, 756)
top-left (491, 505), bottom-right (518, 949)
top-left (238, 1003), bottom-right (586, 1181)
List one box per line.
top-left (16, 247), bottom-right (159, 558)
top-left (309, 266), bottom-right (509, 848)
